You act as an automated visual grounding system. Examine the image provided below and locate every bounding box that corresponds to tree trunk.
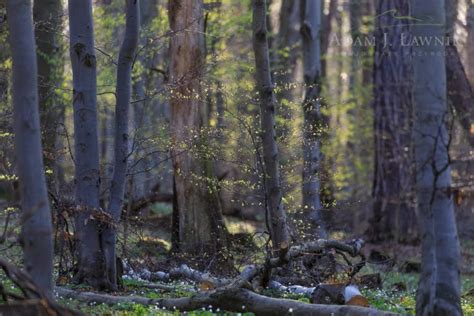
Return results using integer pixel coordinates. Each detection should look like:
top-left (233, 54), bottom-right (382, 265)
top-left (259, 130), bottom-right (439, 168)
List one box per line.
top-left (33, 0), bottom-right (64, 185)
top-left (445, 44), bottom-right (474, 147)
top-left (68, 0), bottom-right (108, 289)
top-left (6, 0), bottom-right (54, 295)
top-left (367, 0), bottom-right (418, 244)
top-left (168, 0), bottom-right (227, 253)
top-left (252, 0), bottom-right (290, 253)
top-left (466, 2), bottom-right (474, 85)
top-left (300, 0), bottom-right (326, 238)
top-left (275, 0), bottom-right (300, 106)
top-left (102, 0), bottom-right (140, 290)
top-left (412, 1), bottom-right (462, 314)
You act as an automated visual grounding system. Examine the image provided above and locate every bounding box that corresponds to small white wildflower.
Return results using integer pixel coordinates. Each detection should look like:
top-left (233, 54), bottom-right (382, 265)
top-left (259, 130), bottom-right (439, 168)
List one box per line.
top-left (242, 305), bottom-right (246, 309)
top-left (289, 308), bottom-right (293, 313)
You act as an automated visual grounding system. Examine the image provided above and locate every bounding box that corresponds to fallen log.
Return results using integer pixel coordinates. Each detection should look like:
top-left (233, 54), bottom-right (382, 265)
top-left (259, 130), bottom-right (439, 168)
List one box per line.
top-left (55, 286), bottom-right (397, 315)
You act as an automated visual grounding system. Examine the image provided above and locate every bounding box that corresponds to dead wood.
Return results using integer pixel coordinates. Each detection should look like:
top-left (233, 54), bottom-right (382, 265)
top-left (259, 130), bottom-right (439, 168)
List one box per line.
top-left (56, 286), bottom-right (396, 315)
top-left (0, 258), bottom-right (83, 315)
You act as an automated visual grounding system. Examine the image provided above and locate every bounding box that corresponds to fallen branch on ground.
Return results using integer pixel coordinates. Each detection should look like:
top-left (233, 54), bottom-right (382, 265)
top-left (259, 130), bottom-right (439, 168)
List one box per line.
top-left (128, 238), bottom-right (365, 290)
top-left (0, 258), bottom-right (82, 315)
top-left (55, 286), bottom-right (396, 316)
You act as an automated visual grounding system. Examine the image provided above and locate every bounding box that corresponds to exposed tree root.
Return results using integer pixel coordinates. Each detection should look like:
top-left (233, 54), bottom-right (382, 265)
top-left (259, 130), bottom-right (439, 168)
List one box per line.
top-left (55, 286), bottom-right (396, 315)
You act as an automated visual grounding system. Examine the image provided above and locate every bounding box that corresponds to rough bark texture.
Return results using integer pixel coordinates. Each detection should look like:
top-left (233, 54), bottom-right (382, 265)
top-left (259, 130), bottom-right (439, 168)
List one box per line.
top-left (68, 0), bottom-right (107, 289)
top-left (368, 0), bottom-right (418, 244)
top-left (300, 0), bottom-right (326, 238)
top-left (252, 0), bottom-right (290, 253)
top-left (6, 0), bottom-right (54, 294)
top-left (33, 0), bottom-right (64, 178)
top-left (412, 1), bottom-right (462, 314)
top-left (102, 0), bottom-right (140, 290)
top-left (168, 0), bottom-right (227, 253)
top-left (446, 44), bottom-right (474, 147)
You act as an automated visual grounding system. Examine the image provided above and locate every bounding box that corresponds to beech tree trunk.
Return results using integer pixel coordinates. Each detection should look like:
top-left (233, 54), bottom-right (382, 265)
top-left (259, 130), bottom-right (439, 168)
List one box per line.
top-left (68, 0), bottom-right (108, 289)
top-left (102, 0), bottom-right (140, 289)
top-left (445, 44), bottom-right (474, 147)
top-left (412, 0), bottom-right (462, 314)
top-left (300, 0), bottom-right (326, 238)
top-left (168, 0), bottom-right (227, 253)
top-left (6, 0), bottom-right (54, 294)
top-left (368, 0), bottom-right (418, 244)
top-left (33, 0), bottom-right (64, 181)
top-left (252, 0), bottom-right (290, 253)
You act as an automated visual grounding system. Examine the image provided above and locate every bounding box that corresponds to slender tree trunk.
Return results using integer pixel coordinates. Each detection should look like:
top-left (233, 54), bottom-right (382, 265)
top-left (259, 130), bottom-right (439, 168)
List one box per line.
top-left (319, 0), bottom-right (337, 208)
top-left (101, 0), bottom-right (140, 290)
top-left (168, 0), bottom-right (227, 253)
top-left (68, 0), bottom-right (108, 289)
top-left (349, 1), bottom-right (361, 92)
top-left (6, 0), bottom-right (54, 295)
top-left (300, 0), bottom-right (326, 238)
top-left (367, 0), bottom-right (418, 244)
top-left (321, 0), bottom-right (337, 79)
top-left (33, 0), bottom-right (64, 183)
top-left (252, 0), bottom-right (290, 253)
top-left (412, 0), bottom-right (461, 314)
top-left (131, 0), bottom-right (157, 199)
top-left (275, 0), bottom-right (300, 104)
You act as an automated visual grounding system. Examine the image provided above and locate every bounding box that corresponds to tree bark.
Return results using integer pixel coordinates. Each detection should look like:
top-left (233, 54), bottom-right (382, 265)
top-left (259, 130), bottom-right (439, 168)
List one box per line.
top-left (275, 0), bottom-right (300, 105)
top-left (6, 0), bottom-right (54, 295)
top-left (412, 1), bottom-right (462, 314)
top-left (445, 44), bottom-right (474, 147)
top-left (368, 0), bottom-right (418, 244)
top-left (101, 0), bottom-right (140, 290)
top-left (68, 0), bottom-right (108, 289)
top-left (466, 2), bottom-right (474, 85)
top-left (168, 0), bottom-right (227, 253)
top-left (33, 0), bottom-right (64, 182)
top-left (300, 0), bottom-right (326, 238)
top-left (252, 0), bottom-right (290, 253)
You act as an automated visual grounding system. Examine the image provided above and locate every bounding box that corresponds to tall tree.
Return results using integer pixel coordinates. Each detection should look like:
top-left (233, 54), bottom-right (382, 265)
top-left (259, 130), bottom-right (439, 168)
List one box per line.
top-left (6, 0), bottom-right (54, 294)
top-left (466, 1), bottom-right (474, 85)
top-left (168, 0), bottom-right (227, 253)
top-left (367, 0), bottom-right (418, 244)
top-left (33, 0), bottom-right (64, 183)
top-left (300, 0), bottom-right (326, 237)
top-left (275, 0), bottom-right (300, 104)
top-left (68, 0), bottom-right (107, 289)
top-left (412, 0), bottom-right (461, 314)
top-left (102, 0), bottom-right (140, 289)
top-left (252, 0), bottom-right (289, 253)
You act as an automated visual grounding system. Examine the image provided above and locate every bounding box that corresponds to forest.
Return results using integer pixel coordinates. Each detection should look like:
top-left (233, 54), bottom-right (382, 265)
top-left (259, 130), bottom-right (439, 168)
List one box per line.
top-left (0, 0), bottom-right (473, 315)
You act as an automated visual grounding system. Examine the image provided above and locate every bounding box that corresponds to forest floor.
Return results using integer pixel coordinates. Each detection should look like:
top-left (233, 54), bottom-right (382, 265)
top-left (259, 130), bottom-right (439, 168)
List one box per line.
top-left (1, 210), bottom-right (474, 315)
